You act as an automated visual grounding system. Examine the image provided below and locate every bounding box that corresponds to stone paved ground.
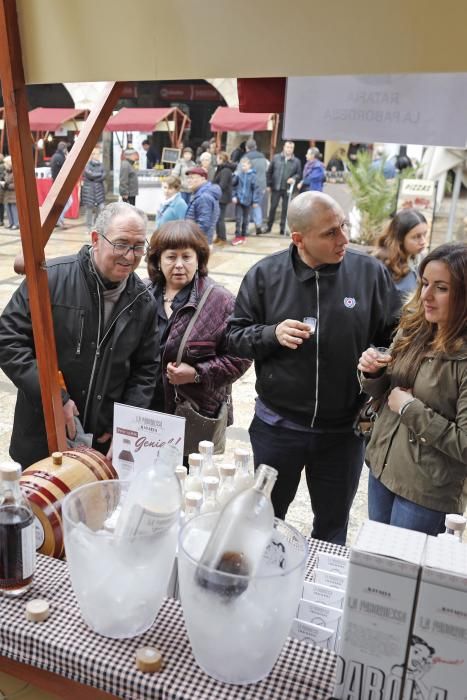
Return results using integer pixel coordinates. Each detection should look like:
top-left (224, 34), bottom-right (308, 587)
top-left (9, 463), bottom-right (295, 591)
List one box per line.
top-left (0, 192), bottom-right (465, 546)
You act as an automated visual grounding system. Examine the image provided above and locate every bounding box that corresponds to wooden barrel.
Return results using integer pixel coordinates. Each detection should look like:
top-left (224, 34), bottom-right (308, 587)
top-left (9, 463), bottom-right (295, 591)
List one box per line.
top-left (20, 447), bottom-right (118, 559)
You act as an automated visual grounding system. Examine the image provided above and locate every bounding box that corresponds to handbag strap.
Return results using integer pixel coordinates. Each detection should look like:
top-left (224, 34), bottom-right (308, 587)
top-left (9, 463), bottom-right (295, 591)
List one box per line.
top-left (175, 284), bottom-right (216, 366)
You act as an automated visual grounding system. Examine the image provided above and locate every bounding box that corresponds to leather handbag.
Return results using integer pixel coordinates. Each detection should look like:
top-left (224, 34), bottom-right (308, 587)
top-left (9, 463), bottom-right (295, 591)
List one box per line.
top-left (172, 285), bottom-right (229, 455)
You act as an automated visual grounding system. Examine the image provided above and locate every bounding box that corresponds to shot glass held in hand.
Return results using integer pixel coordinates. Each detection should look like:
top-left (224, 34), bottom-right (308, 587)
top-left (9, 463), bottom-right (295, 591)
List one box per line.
top-left (303, 317), bottom-right (317, 334)
top-left (374, 346), bottom-right (391, 365)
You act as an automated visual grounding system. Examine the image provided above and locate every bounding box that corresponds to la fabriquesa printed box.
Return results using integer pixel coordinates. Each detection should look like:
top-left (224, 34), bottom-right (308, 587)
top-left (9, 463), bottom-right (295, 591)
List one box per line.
top-left (332, 520), bottom-right (426, 700)
top-left (402, 535), bottom-right (467, 700)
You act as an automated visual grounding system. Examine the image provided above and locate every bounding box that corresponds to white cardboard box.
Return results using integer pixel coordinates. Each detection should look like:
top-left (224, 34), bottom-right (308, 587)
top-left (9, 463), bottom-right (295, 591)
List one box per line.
top-left (297, 598), bottom-right (343, 636)
top-left (316, 551), bottom-right (349, 576)
top-left (333, 520), bottom-right (427, 700)
top-left (303, 581), bottom-right (346, 609)
top-left (402, 536), bottom-right (467, 700)
top-left (290, 618), bottom-right (336, 650)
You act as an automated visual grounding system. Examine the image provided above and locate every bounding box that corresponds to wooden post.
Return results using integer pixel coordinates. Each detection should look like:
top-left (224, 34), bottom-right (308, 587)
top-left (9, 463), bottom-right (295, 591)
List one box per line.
top-left (270, 113), bottom-right (279, 161)
top-left (0, 0), bottom-right (67, 453)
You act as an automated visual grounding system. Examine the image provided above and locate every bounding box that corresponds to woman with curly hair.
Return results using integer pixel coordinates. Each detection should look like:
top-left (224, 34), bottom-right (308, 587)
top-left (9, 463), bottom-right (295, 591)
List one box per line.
top-left (358, 242), bottom-right (467, 535)
top-left (374, 208), bottom-right (428, 307)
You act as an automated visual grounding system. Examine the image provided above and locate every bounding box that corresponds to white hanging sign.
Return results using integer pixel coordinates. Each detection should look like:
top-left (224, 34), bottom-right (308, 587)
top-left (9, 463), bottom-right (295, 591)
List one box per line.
top-left (283, 74), bottom-right (467, 147)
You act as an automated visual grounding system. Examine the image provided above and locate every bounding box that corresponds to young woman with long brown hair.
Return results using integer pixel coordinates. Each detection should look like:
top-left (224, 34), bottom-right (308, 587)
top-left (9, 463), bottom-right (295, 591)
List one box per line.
top-left (374, 208), bottom-right (428, 307)
top-left (358, 242), bottom-right (467, 535)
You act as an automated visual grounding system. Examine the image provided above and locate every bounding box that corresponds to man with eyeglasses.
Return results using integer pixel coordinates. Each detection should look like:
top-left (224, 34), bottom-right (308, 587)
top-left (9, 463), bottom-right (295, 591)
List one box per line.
top-left (0, 202), bottom-right (159, 468)
top-left (227, 191), bottom-right (399, 545)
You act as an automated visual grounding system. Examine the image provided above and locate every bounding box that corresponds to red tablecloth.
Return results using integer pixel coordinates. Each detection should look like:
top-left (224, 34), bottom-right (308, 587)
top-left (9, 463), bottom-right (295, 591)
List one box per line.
top-left (35, 178), bottom-right (80, 219)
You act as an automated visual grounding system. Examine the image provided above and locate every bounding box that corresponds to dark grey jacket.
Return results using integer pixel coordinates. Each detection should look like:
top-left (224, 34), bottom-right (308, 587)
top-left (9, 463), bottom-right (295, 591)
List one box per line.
top-left (81, 160), bottom-right (106, 207)
top-left (266, 154), bottom-right (302, 191)
top-left (119, 159), bottom-right (139, 198)
top-left (0, 246), bottom-right (159, 467)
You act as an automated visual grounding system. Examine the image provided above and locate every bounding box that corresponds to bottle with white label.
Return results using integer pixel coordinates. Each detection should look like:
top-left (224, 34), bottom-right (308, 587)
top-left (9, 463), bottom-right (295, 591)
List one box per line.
top-left (117, 438), bottom-right (135, 479)
top-left (438, 514), bottom-right (467, 542)
top-left (185, 454), bottom-right (203, 495)
top-left (184, 491), bottom-right (203, 521)
top-left (217, 464), bottom-right (237, 508)
top-left (115, 445), bottom-right (181, 537)
top-left (200, 476), bottom-right (220, 514)
top-left (0, 462), bottom-right (36, 596)
top-left (199, 441), bottom-right (218, 479)
top-left (233, 448), bottom-right (254, 493)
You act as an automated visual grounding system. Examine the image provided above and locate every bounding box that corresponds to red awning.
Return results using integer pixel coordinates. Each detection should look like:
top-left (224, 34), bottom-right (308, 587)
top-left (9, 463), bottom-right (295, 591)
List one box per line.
top-left (209, 107), bottom-right (273, 132)
top-left (28, 107), bottom-right (86, 131)
top-left (104, 107), bottom-right (175, 131)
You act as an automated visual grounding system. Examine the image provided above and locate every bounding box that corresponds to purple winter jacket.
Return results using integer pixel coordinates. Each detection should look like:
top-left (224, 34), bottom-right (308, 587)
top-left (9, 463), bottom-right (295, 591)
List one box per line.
top-left (159, 275), bottom-right (251, 420)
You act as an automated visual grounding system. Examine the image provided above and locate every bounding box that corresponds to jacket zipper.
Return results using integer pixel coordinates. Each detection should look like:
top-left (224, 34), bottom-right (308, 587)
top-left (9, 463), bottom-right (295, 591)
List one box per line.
top-left (310, 271), bottom-right (320, 428)
top-left (82, 287), bottom-right (149, 427)
top-left (76, 311), bottom-right (85, 356)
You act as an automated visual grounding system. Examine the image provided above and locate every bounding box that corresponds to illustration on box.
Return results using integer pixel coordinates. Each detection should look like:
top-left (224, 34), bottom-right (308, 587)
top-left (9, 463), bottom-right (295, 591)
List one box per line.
top-left (113, 403), bottom-right (185, 479)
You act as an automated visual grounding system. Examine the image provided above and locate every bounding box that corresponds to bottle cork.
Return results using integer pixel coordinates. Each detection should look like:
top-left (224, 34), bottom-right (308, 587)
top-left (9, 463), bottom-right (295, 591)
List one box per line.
top-left (25, 599), bottom-right (50, 622)
top-left (135, 646), bottom-right (163, 672)
top-left (51, 452), bottom-right (63, 466)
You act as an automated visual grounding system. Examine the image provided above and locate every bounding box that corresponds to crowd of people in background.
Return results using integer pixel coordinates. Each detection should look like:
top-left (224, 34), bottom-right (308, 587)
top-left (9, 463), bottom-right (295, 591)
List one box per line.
top-left (1, 132), bottom-right (464, 546)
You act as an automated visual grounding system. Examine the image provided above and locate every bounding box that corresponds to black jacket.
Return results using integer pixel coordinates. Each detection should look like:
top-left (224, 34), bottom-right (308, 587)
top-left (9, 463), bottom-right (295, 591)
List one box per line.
top-left (50, 148), bottom-right (66, 180)
top-left (266, 154), bottom-right (302, 191)
top-left (213, 162), bottom-right (236, 204)
top-left (227, 245), bottom-right (399, 430)
top-left (0, 246), bottom-right (159, 466)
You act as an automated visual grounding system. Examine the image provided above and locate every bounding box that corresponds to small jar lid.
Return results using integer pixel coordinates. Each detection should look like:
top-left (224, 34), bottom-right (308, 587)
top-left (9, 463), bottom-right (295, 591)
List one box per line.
top-left (135, 646), bottom-right (163, 673)
top-left (185, 491), bottom-right (203, 506)
top-left (175, 465), bottom-right (187, 479)
top-left (445, 514), bottom-right (467, 532)
top-left (25, 599), bottom-right (50, 622)
top-left (188, 453), bottom-right (203, 468)
top-left (198, 441), bottom-right (214, 455)
top-left (203, 476), bottom-right (219, 487)
top-left (51, 452), bottom-right (63, 465)
top-left (220, 463), bottom-right (236, 476)
top-left (0, 462), bottom-right (21, 481)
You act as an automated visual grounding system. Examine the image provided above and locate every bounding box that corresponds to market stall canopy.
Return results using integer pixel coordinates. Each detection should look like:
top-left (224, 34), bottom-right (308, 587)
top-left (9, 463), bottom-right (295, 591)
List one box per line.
top-left (16, 0), bottom-right (467, 83)
top-left (28, 107), bottom-right (87, 131)
top-left (210, 108), bottom-right (274, 133)
top-left (105, 107), bottom-right (181, 132)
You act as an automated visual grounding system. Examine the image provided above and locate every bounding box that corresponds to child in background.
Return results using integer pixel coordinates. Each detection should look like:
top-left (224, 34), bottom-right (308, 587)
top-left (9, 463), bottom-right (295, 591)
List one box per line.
top-left (231, 157), bottom-right (260, 246)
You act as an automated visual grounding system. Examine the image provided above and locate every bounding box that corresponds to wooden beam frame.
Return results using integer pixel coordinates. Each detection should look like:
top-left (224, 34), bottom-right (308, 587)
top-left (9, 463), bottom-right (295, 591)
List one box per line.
top-left (0, 0), bottom-right (124, 455)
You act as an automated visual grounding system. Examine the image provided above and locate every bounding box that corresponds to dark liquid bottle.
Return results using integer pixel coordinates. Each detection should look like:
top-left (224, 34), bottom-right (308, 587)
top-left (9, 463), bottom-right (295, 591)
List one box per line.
top-left (196, 550), bottom-right (250, 598)
top-left (0, 463), bottom-right (36, 596)
top-left (118, 438), bottom-right (134, 479)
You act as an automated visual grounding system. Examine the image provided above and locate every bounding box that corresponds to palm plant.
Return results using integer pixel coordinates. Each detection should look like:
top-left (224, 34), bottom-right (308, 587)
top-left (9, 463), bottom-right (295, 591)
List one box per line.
top-left (346, 151), bottom-right (415, 245)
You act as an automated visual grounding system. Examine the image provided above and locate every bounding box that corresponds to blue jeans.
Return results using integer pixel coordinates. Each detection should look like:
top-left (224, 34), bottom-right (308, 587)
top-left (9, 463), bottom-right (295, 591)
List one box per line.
top-left (368, 471), bottom-right (446, 535)
top-left (250, 190), bottom-right (265, 226)
top-left (249, 415), bottom-right (365, 544)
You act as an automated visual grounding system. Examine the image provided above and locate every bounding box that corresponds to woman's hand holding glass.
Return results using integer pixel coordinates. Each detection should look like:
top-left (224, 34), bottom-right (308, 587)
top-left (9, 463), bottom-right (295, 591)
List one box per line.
top-left (358, 346), bottom-right (392, 376)
top-left (166, 361), bottom-right (197, 385)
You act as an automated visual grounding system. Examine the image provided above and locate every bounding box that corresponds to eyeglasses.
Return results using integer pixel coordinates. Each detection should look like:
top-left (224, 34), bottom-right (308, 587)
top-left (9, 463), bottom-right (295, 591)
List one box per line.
top-left (98, 232), bottom-right (147, 257)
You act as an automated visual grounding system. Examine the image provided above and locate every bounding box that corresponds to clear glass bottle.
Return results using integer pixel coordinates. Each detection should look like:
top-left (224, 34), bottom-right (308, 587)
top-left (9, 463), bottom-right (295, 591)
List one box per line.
top-left (115, 445), bottom-right (181, 537)
top-left (0, 462), bottom-right (36, 596)
top-left (196, 464), bottom-right (278, 597)
top-left (175, 465), bottom-right (187, 497)
top-left (199, 441), bottom-right (218, 479)
top-left (118, 437), bottom-right (134, 479)
top-left (217, 464), bottom-right (237, 508)
top-left (185, 453), bottom-right (203, 495)
top-left (438, 514), bottom-right (467, 542)
top-left (233, 448), bottom-right (254, 493)
top-left (184, 491), bottom-right (203, 521)
top-left (200, 476), bottom-right (220, 514)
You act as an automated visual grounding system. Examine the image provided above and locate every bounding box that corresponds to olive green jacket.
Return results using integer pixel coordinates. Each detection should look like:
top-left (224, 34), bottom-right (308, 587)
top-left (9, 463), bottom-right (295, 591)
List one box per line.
top-left (362, 340), bottom-right (467, 513)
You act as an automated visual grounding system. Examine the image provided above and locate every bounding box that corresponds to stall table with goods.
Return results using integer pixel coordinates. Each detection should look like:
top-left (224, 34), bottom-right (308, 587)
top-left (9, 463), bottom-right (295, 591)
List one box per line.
top-left (35, 167), bottom-right (80, 219)
top-left (0, 539), bottom-right (345, 700)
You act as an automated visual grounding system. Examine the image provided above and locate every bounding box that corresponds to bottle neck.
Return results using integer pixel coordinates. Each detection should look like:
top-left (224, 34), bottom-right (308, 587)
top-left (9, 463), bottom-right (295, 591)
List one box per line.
top-left (253, 465), bottom-right (277, 498)
top-left (1, 479), bottom-right (22, 504)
